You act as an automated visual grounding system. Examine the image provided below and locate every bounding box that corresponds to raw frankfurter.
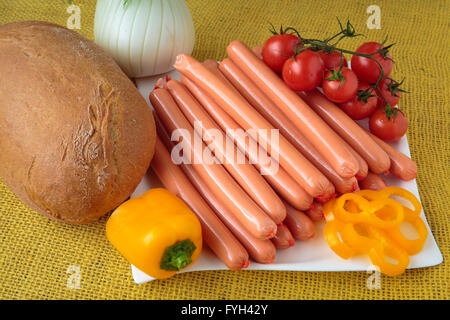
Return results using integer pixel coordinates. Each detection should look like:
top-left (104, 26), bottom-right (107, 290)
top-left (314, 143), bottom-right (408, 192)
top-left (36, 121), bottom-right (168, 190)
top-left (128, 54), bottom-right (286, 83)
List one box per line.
top-left (366, 130), bottom-right (417, 181)
top-left (202, 60), bottom-right (314, 201)
top-left (252, 45), bottom-right (263, 59)
top-left (299, 89), bottom-right (391, 174)
top-left (337, 137), bottom-right (369, 181)
top-left (271, 223), bottom-right (295, 249)
top-left (152, 137), bottom-right (249, 270)
top-left (284, 202), bottom-right (315, 241)
top-left (218, 58), bottom-right (355, 195)
top-left (200, 59), bottom-right (334, 200)
top-left (156, 121), bottom-right (277, 264)
top-left (305, 201), bottom-right (324, 222)
top-left (225, 40), bottom-right (359, 178)
top-left (184, 162), bottom-right (277, 264)
top-left (201, 60), bottom-right (336, 200)
top-left (359, 172), bottom-right (387, 191)
top-left (166, 79), bottom-right (286, 224)
top-left (174, 53), bottom-right (331, 199)
top-left (150, 87), bottom-right (277, 239)
top-left (202, 59), bottom-right (242, 96)
top-left (180, 75), bottom-right (313, 211)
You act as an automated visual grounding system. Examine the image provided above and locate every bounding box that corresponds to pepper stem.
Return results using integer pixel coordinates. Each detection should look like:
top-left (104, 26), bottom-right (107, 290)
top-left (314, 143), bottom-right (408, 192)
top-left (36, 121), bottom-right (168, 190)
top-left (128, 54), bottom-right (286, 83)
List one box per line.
top-left (160, 239), bottom-right (196, 271)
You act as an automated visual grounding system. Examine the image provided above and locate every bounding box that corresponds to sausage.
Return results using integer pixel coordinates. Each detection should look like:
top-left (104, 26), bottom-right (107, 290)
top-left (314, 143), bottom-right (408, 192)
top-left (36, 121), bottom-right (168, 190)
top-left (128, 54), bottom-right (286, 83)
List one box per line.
top-left (151, 137), bottom-right (249, 270)
top-left (201, 60), bottom-right (319, 205)
top-left (359, 172), bottom-right (387, 191)
top-left (305, 201), bottom-right (324, 222)
top-left (174, 53), bottom-right (332, 199)
top-left (184, 162), bottom-right (277, 264)
top-left (150, 87), bottom-right (277, 239)
top-left (284, 202), bottom-right (315, 240)
top-left (225, 40), bottom-right (360, 178)
top-left (339, 137), bottom-right (369, 181)
top-left (218, 58), bottom-right (356, 196)
top-left (271, 223), bottom-right (295, 249)
top-left (212, 58), bottom-right (338, 201)
top-left (202, 59), bottom-right (334, 200)
top-left (299, 89), bottom-right (391, 174)
top-left (366, 129), bottom-right (417, 181)
top-left (252, 45), bottom-right (263, 59)
top-left (166, 79), bottom-right (286, 224)
top-left (180, 75), bottom-right (313, 211)
top-left (202, 59), bottom-right (242, 97)
top-left (157, 121), bottom-right (276, 264)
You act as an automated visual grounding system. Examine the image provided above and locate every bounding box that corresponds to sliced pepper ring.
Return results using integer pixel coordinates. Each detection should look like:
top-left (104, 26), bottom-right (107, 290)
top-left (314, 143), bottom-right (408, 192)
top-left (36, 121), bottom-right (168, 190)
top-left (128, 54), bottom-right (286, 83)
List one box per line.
top-left (333, 193), bottom-right (371, 223)
top-left (379, 186), bottom-right (422, 217)
top-left (334, 193), bottom-right (404, 229)
top-left (340, 223), bottom-right (378, 254)
top-left (324, 219), bottom-right (356, 259)
top-left (367, 241), bottom-right (410, 276)
top-left (366, 226), bottom-right (410, 276)
top-left (357, 189), bottom-right (381, 201)
top-left (387, 206), bottom-right (428, 255)
top-left (367, 198), bottom-right (405, 229)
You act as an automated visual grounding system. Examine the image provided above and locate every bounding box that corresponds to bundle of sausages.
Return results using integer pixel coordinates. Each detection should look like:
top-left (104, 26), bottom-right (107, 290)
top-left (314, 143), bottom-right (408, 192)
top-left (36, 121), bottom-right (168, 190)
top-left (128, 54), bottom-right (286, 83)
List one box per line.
top-left (148, 40), bottom-right (417, 270)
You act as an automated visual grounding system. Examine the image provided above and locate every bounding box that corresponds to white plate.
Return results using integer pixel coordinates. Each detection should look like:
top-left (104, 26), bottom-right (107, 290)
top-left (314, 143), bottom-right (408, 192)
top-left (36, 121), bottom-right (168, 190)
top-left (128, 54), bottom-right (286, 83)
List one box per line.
top-left (130, 70), bottom-right (443, 284)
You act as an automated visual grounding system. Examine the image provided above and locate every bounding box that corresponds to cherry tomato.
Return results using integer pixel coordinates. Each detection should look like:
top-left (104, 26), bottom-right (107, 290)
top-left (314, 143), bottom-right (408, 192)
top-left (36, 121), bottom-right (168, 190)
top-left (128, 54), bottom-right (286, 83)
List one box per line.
top-left (376, 78), bottom-right (401, 108)
top-left (351, 42), bottom-right (394, 84)
top-left (369, 108), bottom-right (408, 142)
top-left (318, 50), bottom-right (348, 70)
top-left (262, 34), bottom-right (301, 73)
top-left (338, 83), bottom-right (378, 120)
top-left (282, 50), bottom-right (325, 91)
top-left (322, 67), bottom-right (358, 103)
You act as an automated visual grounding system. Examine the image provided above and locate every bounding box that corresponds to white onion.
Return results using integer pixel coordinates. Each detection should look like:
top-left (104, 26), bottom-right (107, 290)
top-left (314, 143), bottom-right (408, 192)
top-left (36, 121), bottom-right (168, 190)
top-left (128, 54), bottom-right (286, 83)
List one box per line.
top-left (94, 0), bottom-right (195, 78)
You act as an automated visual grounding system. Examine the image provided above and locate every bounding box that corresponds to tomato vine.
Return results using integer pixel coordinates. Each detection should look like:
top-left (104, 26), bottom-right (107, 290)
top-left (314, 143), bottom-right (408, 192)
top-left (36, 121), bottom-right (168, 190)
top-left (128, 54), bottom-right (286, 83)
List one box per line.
top-left (274, 18), bottom-right (406, 119)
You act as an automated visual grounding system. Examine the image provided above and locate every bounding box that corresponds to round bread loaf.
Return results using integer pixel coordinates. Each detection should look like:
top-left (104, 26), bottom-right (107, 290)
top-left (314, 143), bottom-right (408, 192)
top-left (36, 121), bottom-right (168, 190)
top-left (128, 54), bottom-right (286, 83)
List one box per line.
top-left (0, 21), bottom-right (156, 224)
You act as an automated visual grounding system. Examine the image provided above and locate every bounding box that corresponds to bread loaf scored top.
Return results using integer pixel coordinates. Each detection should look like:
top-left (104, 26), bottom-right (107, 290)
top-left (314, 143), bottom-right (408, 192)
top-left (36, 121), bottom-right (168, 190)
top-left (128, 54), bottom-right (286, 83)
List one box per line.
top-left (0, 21), bottom-right (156, 224)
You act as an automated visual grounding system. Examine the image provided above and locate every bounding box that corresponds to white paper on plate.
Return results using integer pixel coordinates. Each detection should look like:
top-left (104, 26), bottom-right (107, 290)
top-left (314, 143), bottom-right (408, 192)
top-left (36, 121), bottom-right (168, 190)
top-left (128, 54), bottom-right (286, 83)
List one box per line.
top-left (130, 70), bottom-right (443, 284)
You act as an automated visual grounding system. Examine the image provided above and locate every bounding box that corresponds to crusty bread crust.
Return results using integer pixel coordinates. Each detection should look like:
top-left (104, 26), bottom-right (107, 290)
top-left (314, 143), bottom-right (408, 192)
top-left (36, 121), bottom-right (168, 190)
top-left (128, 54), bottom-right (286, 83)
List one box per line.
top-left (0, 21), bottom-right (156, 224)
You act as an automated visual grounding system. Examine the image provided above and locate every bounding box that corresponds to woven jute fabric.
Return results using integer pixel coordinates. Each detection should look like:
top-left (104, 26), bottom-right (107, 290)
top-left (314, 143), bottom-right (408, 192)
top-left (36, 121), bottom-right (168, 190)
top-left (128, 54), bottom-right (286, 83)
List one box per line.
top-left (0, 0), bottom-right (448, 300)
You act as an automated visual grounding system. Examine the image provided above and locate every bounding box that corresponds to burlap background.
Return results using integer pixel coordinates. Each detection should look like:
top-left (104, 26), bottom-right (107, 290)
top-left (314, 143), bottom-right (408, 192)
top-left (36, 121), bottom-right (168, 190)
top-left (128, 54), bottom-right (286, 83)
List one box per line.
top-left (0, 0), bottom-right (448, 299)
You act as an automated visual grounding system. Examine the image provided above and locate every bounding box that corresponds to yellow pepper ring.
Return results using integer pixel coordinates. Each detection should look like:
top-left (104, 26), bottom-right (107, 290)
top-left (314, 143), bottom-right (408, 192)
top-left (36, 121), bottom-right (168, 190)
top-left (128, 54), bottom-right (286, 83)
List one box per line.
top-left (379, 187), bottom-right (422, 216)
top-left (357, 189), bottom-right (382, 201)
top-left (368, 241), bottom-right (410, 277)
top-left (341, 223), bottom-right (378, 254)
top-left (333, 193), bottom-right (370, 223)
top-left (323, 220), bottom-right (356, 259)
top-left (334, 194), bottom-right (404, 229)
top-left (387, 207), bottom-right (428, 255)
top-left (323, 199), bottom-right (336, 221)
top-left (367, 198), bottom-right (405, 229)
top-left (366, 226), bottom-right (410, 276)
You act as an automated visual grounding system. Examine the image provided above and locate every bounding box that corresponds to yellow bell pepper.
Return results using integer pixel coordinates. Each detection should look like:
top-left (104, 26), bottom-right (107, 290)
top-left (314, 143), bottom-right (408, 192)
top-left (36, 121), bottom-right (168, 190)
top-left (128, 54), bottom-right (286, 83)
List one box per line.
top-left (323, 187), bottom-right (427, 276)
top-left (106, 188), bottom-right (202, 279)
